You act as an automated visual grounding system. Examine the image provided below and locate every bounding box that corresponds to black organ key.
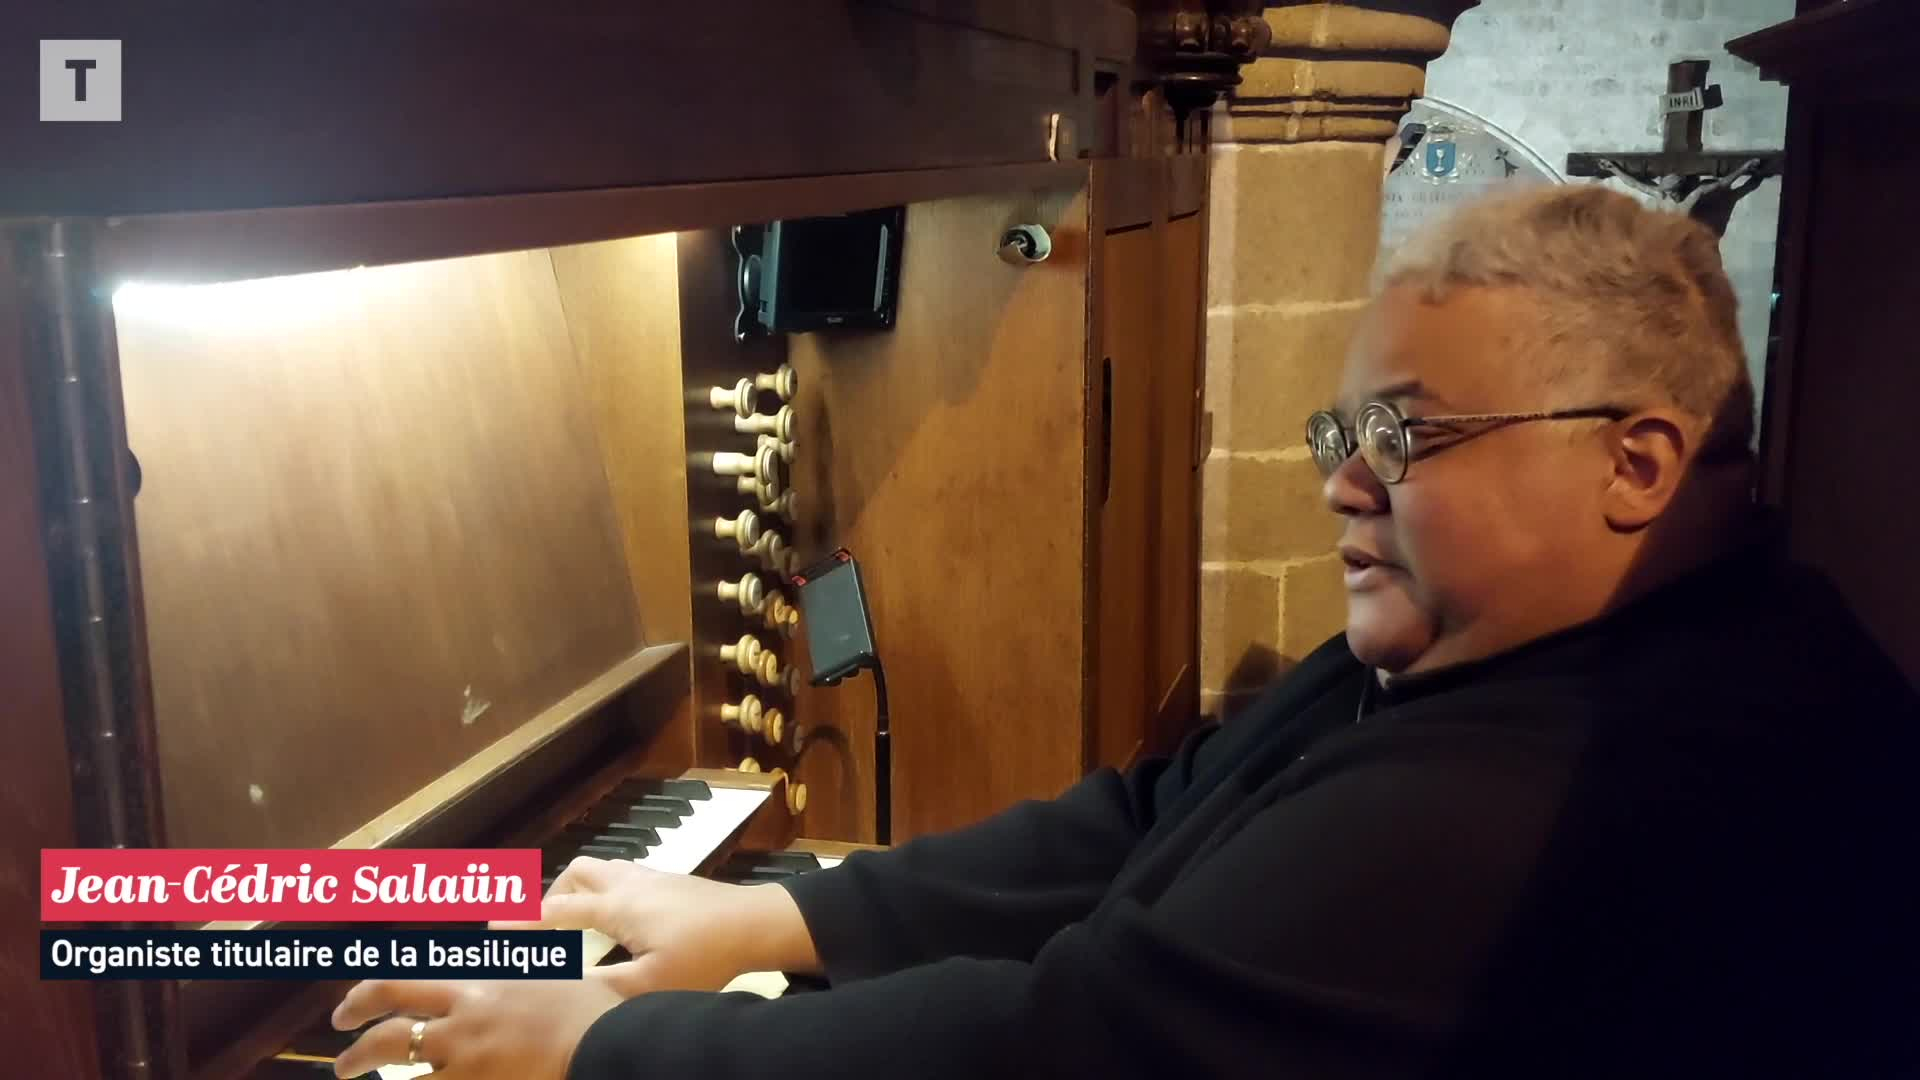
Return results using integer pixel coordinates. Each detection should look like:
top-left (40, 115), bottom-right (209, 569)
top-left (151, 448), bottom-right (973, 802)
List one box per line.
top-left (754, 851), bottom-right (823, 871)
top-left (561, 829), bottom-right (646, 858)
top-left (589, 821), bottom-right (661, 846)
top-left (636, 795), bottom-right (695, 818)
top-left (583, 804), bottom-right (679, 832)
top-left (613, 777), bottom-right (713, 802)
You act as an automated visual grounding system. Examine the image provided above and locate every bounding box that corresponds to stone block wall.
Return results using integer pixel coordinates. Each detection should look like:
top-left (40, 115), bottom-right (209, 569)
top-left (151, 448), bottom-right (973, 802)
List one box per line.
top-left (1197, 0), bottom-right (1792, 719)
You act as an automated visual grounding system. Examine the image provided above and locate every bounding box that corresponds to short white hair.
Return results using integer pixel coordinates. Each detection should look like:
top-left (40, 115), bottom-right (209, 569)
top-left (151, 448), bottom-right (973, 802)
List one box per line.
top-left (1381, 184), bottom-right (1754, 455)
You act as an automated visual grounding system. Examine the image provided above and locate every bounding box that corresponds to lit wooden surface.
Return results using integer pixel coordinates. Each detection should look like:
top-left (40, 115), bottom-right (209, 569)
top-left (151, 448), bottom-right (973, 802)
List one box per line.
top-left (115, 250), bottom-right (643, 850)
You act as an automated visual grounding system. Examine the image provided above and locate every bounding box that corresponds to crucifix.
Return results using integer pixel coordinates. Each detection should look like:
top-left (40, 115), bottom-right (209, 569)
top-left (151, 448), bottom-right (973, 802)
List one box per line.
top-left (1565, 59), bottom-right (1784, 235)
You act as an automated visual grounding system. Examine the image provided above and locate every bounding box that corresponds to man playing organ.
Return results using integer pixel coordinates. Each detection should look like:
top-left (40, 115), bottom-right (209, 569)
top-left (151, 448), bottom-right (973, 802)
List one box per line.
top-left (329, 187), bottom-right (1919, 1079)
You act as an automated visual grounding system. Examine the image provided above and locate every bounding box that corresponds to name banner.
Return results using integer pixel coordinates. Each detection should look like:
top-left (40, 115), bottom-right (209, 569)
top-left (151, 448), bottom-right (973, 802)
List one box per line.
top-left (42, 929), bottom-right (581, 980)
top-left (41, 848), bottom-right (543, 922)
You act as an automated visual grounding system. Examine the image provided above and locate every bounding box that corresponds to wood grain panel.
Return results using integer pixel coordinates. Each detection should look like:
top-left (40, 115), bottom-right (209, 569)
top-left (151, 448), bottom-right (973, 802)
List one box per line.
top-left (1093, 223), bottom-right (1157, 772)
top-left (0, 233), bottom-right (102, 1080)
top-left (549, 234), bottom-right (695, 645)
top-left (0, 3), bottom-right (1103, 218)
top-left (96, 163), bottom-right (1092, 291)
top-left (787, 184), bottom-right (1093, 841)
top-left (1149, 207), bottom-right (1204, 754)
top-left (114, 249), bottom-right (642, 850)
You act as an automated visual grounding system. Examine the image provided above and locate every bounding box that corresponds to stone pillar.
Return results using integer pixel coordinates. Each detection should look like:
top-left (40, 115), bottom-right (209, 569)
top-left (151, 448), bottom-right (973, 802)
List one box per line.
top-left (1200, 2), bottom-right (1475, 718)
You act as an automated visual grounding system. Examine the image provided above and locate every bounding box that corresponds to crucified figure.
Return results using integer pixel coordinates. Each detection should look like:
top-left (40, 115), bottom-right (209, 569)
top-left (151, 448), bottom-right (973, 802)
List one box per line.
top-left (1596, 156), bottom-right (1769, 235)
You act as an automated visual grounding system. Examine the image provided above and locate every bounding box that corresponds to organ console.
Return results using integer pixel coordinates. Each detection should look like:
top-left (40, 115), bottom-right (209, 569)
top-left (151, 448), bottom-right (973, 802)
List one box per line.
top-left (0, 2), bottom-right (1222, 1076)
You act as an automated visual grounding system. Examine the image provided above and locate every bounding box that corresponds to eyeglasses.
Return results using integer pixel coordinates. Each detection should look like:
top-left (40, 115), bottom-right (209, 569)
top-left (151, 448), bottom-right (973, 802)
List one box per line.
top-left (1306, 400), bottom-right (1630, 484)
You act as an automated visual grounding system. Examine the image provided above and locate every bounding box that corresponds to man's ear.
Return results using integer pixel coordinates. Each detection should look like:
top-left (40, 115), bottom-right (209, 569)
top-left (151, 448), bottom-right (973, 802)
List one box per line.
top-left (1601, 411), bottom-right (1689, 531)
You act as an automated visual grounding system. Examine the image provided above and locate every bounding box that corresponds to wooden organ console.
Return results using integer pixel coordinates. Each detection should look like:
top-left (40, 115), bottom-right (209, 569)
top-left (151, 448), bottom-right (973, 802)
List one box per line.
top-left (0, 2), bottom-right (1239, 1076)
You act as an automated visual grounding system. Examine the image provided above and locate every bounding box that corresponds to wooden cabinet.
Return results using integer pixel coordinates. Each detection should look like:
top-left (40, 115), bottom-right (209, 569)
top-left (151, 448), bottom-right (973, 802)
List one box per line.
top-left (1088, 152), bottom-right (1209, 773)
top-left (1730, 0), bottom-right (1920, 687)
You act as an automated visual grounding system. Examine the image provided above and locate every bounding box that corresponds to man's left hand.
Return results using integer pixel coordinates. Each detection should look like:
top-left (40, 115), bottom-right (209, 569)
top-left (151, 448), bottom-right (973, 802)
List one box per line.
top-left (329, 971), bottom-right (625, 1079)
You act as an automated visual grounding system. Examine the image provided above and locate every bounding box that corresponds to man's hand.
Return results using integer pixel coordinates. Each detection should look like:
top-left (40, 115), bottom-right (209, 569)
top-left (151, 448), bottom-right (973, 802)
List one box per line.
top-left (329, 972), bottom-right (624, 1079)
top-left (490, 856), bottom-right (820, 996)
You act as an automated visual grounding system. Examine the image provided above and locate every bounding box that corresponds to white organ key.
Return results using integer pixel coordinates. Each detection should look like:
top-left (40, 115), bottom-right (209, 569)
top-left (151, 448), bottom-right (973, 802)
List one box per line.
top-left (734, 405), bottom-right (794, 442)
top-left (720, 635), bottom-right (764, 676)
top-left (713, 509), bottom-right (763, 552)
top-left (753, 363), bottom-right (797, 402)
top-left (708, 378), bottom-right (754, 418)
top-left (575, 784), bottom-right (773, 968)
top-left (717, 573), bottom-right (765, 615)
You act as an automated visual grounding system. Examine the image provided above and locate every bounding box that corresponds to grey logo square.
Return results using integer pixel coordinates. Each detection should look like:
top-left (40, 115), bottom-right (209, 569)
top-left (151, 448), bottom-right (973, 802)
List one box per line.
top-left (41, 40), bottom-right (122, 122)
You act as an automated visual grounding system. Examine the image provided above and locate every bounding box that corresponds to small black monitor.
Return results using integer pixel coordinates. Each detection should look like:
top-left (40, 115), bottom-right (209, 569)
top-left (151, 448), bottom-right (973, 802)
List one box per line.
top-left (791, 549), bottom-right (877, 686)
top-left (753, 207), bottom-right (904, 334)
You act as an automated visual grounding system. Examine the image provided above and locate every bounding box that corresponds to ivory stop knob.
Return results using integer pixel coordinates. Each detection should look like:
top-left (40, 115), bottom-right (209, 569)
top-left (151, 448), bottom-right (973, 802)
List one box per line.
top-left (753, 363), bottom-right (797, 402)
top-left (721, 694), bottom-right (765, 734)
top-left (708, 379), bottom-right (754, 418)
top-left (758, 433), bottom-right (795, 465)
top-left (760, 488), bottom-right (796, 520)
top-left (719, 634), bottom-right (764, 675)
top-left (763, 593), bottom-right (800, 635)
top-left (736, 757), bottom-right (762, 773)
top-left (767, 769), bottom-right (807, 815)
top-left (752, 531), bottom-right (794, 577)
top-left (716, 573), bottom-right (766, 615)
top-left (713, 509), bottom-right (763, 551)
top-left (760, 706), bottom-right (786, 747)
top-left (754, 649), bottom-right (785, 688)
top-left (734, 405), bottom-right (794, 442)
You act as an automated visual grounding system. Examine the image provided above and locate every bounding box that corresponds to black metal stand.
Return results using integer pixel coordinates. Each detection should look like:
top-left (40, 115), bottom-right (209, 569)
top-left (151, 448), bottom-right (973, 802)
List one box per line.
top-left (870, 659), bottom-right (891, 846)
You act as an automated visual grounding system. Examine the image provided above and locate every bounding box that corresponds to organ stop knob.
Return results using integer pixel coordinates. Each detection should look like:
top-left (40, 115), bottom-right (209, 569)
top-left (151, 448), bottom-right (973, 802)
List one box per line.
top-left (712, 509), bottom-right (763, 553)
top-left (762, 593), bottom-right (800, 636)
top-left (754, 649), bottom-right (787, 690)
top-left (767, 768), bottom-right (807, 815)
top-left (716, 573), bottom-right (766, 615)
top-left (708, 379), bottom-right (754, 418)
top-left (721, 694), bottom-right (765, 735)
top-left (753, 364), bottom-right (797, 402)
top-left (712, 445), bottom-right (785, 506)
top-left (758, 433), bottom-right (795, 466)
top-left (719, 634), bottom-right (764, 675)
top-left (734, 405), bottom-right (794, 442)
top-left (760, 488), bottom-right (796, 520)
top-left (759, 706), bottom-right (786, 747)
top-left (751, 531), bottom-right (796, 577)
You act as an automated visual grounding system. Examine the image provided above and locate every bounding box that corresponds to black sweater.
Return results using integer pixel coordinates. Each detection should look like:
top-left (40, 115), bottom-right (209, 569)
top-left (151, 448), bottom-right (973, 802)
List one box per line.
top-left (572, 537), bottom-right (1920, 1078)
